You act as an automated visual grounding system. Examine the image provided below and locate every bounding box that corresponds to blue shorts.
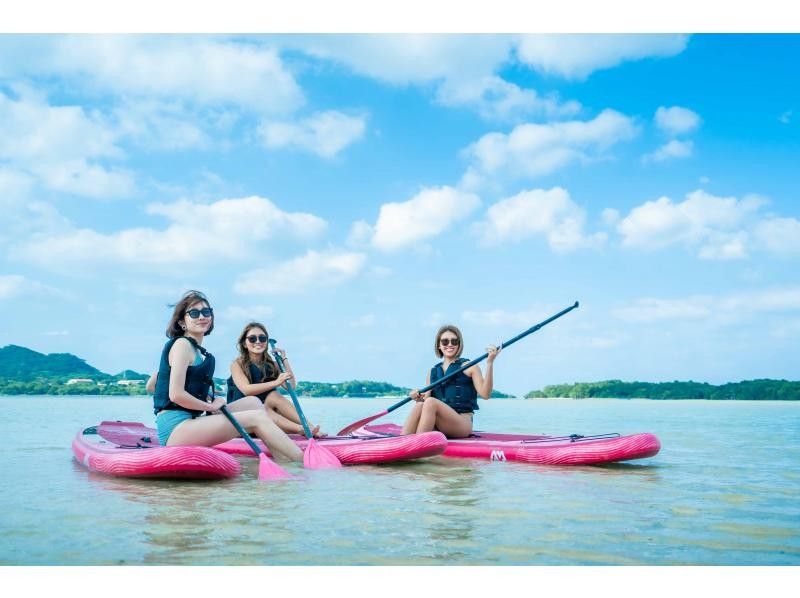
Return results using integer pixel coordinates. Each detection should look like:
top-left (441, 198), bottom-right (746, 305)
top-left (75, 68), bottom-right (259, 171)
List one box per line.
top-left (156, 410), bottom-right (195, 446)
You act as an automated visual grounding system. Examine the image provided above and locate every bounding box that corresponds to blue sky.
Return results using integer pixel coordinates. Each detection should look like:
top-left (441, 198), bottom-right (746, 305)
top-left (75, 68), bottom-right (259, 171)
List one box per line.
top-left (1, 33), bottom-right (798, 396)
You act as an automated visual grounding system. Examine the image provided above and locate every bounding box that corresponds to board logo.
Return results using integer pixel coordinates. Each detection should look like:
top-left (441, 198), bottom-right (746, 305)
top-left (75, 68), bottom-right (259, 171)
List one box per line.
top-left (490, 450), bottom-right (506, 462)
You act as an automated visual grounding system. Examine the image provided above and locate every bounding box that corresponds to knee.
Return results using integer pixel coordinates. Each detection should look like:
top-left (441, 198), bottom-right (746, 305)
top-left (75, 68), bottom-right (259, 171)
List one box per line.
top-left (422, 398), bottom-right (440, 412)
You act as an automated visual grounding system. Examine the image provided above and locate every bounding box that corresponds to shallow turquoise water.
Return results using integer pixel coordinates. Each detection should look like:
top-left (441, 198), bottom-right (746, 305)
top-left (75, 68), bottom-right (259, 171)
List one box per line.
top-left (0, 396), bottom-right (798, 565)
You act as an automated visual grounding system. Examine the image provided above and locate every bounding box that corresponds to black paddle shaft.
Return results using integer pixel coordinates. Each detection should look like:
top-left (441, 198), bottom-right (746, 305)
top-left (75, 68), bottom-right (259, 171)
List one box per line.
top-left (219, 405), bottom-right (263, 456)
top-left (386, 301), bottom-right (579, 414)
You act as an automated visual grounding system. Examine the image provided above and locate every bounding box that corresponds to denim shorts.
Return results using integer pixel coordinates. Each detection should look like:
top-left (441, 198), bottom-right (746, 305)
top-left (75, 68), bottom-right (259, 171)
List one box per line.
top-left (156, 410), bottom-right (195, 446)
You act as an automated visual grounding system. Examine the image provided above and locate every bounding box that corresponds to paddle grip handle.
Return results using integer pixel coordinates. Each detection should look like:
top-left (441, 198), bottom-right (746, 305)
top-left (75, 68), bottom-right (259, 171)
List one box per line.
top-left (269, 339), bottom-right (314, 439)
top-left (386, 301), bottom-right (579, 413)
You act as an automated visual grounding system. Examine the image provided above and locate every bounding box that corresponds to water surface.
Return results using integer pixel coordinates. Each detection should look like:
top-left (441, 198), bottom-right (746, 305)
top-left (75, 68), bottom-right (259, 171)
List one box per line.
top-left (0, 396), bottom-right (797, 565)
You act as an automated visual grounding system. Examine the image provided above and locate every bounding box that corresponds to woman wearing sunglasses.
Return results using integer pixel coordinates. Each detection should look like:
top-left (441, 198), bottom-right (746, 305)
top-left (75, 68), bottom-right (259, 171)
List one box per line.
top-left (225, 322), bottom-right (324, 438)
top-left (402, 324), bottom-right (501, 438)
top-left (150, 291), bottom-right (303, 462)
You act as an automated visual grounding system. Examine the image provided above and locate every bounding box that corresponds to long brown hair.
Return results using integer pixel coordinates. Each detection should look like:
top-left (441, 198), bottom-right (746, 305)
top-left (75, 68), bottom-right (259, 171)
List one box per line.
top-left (165, 290), bottom-right (214, 338)
top-left (235, 321), bottom-right (279, 382)
top-left (434, 324), bottom-right (464, 359)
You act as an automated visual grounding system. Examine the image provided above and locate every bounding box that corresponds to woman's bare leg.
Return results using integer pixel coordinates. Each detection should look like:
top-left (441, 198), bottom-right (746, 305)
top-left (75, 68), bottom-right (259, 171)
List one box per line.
top-left (167, 409), bottom-right (303, 461)
top-left (416, 398), bottom-right (472, 438)
top-left (402, 402), bottom-right (424, 435)
top-left (265, 391), bottom-right (323, 437)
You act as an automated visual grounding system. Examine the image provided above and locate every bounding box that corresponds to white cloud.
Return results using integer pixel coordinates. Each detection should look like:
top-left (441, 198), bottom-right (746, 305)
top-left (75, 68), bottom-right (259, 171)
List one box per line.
top-left (286, 34), bottom-right (578, 121)
top-left (368, 186), bottom-right (481, 251)
top-left (0, 275), bottom-right (53, 300)
top-left (753, 217), bottom-right (800, 255)
top-left (0, 36), bottom-right (304, 115)
top-left (779, 110), bottom-right (792, 124)
top-left (10, 196), bottom-right (327, 268)
top-left (435, 74), bottom-right (581, 121)
top-left (515, 34), bottom-right (689, 80)
top-left (0, 89), bottom-right (135, 199)
top-left (616, 190), bottom-right (766, 258)
top-left (233, 249), bottom-right (367, 295)
top-left (655, 106), bottom-right (701, 136)
top-left (258, 111), bottom-right (367, 158)
top-left (349, 314), bottom-right (376, 328)
top-left (477, 187), bottom-right (606, 251)
top-left (643, 139), bottom-right (694, 163)
top-left (113, 99), bottom-right (214, 151)
top-left (223, 305), bottom-right (275, 321)
top-left (461, 109), bottom-right (639, 188)
top-left (462, 306), bottom-right (550, 327)
top-left (614, 287), bottom-right (800, 323)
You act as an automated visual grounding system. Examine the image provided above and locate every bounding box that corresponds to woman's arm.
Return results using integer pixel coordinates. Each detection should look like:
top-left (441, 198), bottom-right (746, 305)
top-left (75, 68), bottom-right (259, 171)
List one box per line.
top-left (167, 339), bottom-right (216, 411)
top-left (468, 346), bottom-right (501, 399)
top-left (230, 359), bottom-right (291, 396)
top-left (145, 372), bottom-right (157, 394)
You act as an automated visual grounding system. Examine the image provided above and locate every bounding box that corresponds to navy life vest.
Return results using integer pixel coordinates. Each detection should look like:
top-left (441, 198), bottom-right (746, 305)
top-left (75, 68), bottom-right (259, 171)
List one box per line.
top-left (430, 357), bottom-right (479, 414)
top-left (226, 361), bottom-right (278, 403)
top-left (153, 337), bottom-right (216, 416)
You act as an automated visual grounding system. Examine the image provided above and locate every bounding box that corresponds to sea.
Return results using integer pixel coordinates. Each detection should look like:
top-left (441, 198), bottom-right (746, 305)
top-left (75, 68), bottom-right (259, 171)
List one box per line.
top-left (0, 396), bottom-right (798, 566)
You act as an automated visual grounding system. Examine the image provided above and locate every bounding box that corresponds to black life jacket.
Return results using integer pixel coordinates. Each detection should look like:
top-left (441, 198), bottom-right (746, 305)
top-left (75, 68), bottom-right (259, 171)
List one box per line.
top-left (226, 361), bottom-right (278, 403)
top-left (152, 337), bottom-right (215, 416)
top-left (430, 357), bottom-right (479, 413)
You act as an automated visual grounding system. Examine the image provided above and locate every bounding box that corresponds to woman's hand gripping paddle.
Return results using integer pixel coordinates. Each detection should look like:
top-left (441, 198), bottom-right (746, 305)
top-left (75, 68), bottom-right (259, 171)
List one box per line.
top-left (337, 301), bottom-right (580, 436)
top-left (218, 404), bottom-right (294, 481)
top-left (269, 339), bottom-right (342, 469)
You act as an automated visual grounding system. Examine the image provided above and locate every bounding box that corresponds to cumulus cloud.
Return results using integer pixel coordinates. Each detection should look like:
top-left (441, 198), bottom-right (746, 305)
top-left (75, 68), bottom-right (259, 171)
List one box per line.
top-left (0, 89), bottom-right (135, 199)
top-left (461, 110), bottom-right (639, 188)
top-left (10, 196), bottom-right (327, 268)
top-left (515, 34), bottom-right (689, 80)
top-left (616, 190), bottom-right (766, 259)
top-left (223, 305), bottom-right (275, 321)
top-left (753, 216), bottom-right (800, 255)
top-left (362, 186), bottom-right (481, 252)
top-left (258, 111), bottom-right (367, 158)
top-left (0, 275), bottom-right (53, 300)
top-left (655, 106), bottom-right (701, 136)
top-left (0, 35), bottom-right (304, 115)
top-left (477, 187), bottom-right (606, 251)
top-left (285, 34), bottom-right (578, 121)
top-left (233, 249), bottom-right (367, 295)
top-left (643, 139), bottom-right (694, 163)
top-left (614, 287), bottom-right (800, 323)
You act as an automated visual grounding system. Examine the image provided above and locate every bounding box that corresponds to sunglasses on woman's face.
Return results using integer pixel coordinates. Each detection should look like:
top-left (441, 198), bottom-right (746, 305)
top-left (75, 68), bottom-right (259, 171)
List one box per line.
top-left (246, 334), bottom-right (268, 344)
top-left (186, 307), bottom-right (213, 319)
top-left (440, 337), bottom-right (460, 347)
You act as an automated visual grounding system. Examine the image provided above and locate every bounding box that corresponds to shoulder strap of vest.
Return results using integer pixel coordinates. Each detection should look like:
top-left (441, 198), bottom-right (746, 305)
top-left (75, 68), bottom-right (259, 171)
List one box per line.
top-left (182, 335), bottom-right (209, 357)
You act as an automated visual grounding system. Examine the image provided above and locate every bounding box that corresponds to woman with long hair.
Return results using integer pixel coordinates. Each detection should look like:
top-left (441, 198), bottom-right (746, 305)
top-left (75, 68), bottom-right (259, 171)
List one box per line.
top-left (226, 322), bottom-right (323, 437)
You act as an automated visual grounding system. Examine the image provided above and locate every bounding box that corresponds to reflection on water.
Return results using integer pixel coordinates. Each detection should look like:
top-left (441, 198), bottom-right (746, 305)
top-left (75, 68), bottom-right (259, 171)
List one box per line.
top-left (2, 397), bottom-right (799, 565)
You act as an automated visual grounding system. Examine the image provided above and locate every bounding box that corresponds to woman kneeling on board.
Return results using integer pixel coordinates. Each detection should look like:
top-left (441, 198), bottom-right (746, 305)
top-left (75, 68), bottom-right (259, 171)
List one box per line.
top-left (226, 321), bottom-right (324, 438)
top-left (403, 324), bottom-right (500, 438)
top-left (152, 290), bottom-right (303, 462)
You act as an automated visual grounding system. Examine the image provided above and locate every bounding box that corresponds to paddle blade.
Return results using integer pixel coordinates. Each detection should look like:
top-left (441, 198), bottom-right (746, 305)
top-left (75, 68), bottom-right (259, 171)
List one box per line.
top-left (257, 453), bottom-right (294, 481)
top-left (303, 438), bottom-right (342, 469)
top-left (337, 409), bottom-right (389, 436)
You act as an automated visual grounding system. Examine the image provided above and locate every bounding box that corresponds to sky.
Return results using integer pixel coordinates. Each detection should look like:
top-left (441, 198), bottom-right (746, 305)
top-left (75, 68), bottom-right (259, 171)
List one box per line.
top-left (0, 32), bottom-right (798, 396)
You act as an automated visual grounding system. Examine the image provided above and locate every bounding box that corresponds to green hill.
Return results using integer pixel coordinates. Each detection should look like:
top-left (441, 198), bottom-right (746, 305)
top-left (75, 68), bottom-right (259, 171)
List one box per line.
top-left (0, 345), bottom-right (105, 381)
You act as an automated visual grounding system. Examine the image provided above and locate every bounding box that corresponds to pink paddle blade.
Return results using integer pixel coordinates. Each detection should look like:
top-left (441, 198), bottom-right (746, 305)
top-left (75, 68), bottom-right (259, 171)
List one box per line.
top-left (257, 453), bottom-right (294, 480)
top-left (337, 409), bottom-right (389, 436)
top-left (303, 438), bottom-right (343, 469)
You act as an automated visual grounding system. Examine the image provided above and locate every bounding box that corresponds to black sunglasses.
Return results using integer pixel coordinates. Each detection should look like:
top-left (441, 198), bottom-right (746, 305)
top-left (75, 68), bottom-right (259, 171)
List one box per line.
top-left (186, 307), bottom-right (213, 319)
top-left (246, 334), bottom-right (268, 344)
top-left (440, 337), bottom-right (460, 346)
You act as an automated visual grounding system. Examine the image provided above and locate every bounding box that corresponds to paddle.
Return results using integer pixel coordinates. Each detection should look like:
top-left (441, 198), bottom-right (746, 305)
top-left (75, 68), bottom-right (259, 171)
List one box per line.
top-left (269, 339), bottom-right (342, 469)
top-left (218, 404), bottom-right (294, 480)
top-left (337, 301), bottom-right (580, 436)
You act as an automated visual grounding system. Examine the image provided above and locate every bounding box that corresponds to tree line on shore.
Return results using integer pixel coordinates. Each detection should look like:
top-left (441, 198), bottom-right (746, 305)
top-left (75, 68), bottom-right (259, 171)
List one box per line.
top-left (525, 379), bottom-right (799, 400)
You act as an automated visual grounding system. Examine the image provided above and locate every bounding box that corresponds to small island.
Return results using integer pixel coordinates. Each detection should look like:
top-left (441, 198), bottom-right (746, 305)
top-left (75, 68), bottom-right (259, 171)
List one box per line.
top-left (526, 379), bottom-right (800, 400)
